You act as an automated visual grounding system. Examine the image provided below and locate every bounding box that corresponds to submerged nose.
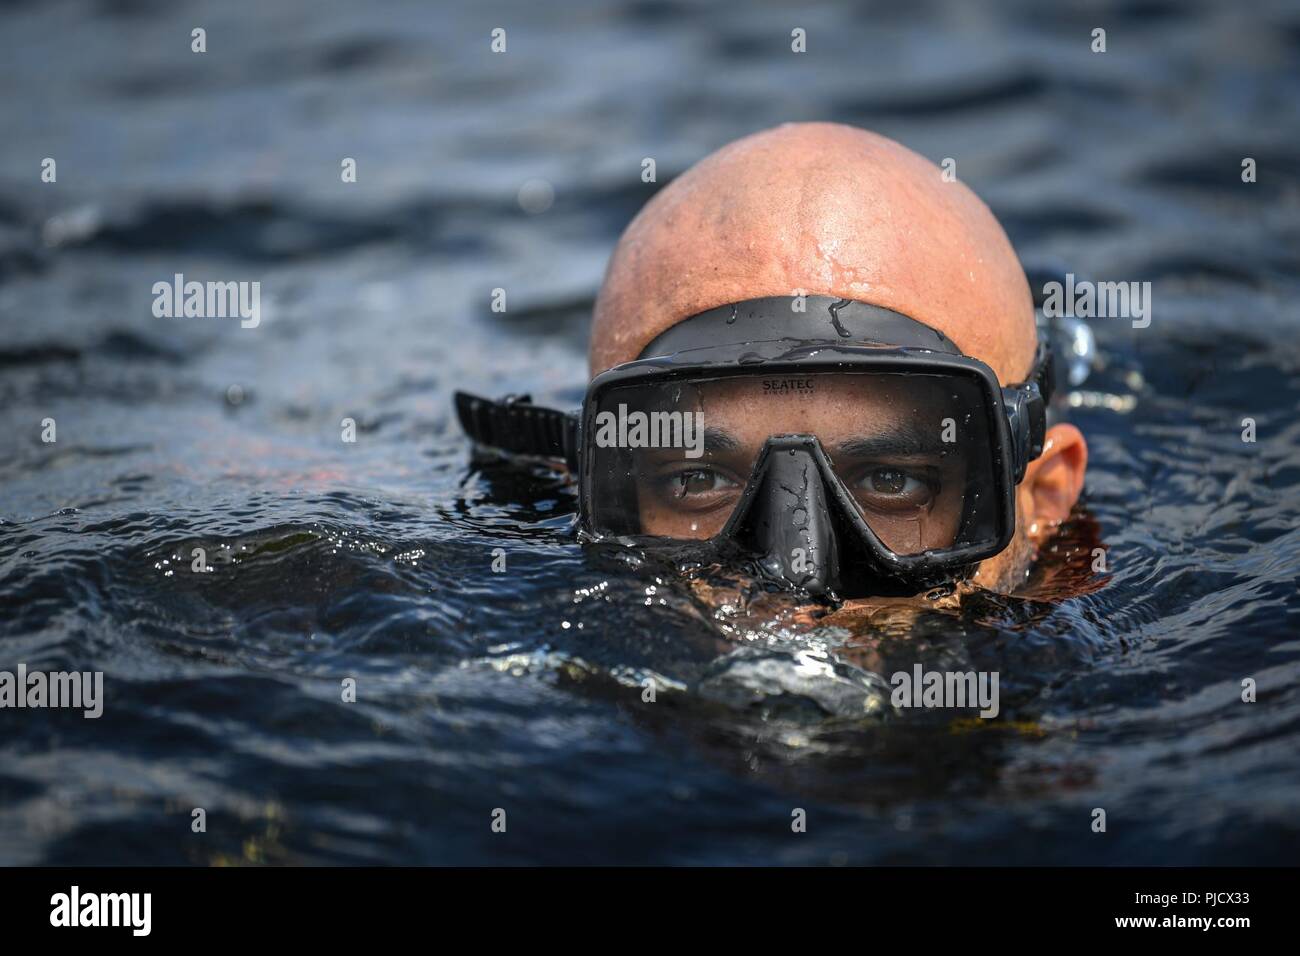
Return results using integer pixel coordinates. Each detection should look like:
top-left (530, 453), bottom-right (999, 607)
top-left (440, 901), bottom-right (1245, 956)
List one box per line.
top-left (732, 445), bottom-right (840, 596)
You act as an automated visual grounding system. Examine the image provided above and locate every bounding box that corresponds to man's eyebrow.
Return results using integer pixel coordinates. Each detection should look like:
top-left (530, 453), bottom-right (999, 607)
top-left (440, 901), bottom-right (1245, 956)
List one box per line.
top-left (635, 426), bottom-right (740, 457)
top-left (702, 426), bottom-right (740, 452)
top-left (835, 424), bottom-right (945, 459)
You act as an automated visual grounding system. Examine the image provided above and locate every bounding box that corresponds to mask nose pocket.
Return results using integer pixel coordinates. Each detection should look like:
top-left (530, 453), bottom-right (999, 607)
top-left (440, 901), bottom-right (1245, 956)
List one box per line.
top-left (725, 439), bottom-right (841, 596)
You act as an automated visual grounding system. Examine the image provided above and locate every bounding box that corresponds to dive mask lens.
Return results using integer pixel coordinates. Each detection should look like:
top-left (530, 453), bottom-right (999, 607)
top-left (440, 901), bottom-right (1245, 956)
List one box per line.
top-left (584, 369), bottom-right (1003, 560)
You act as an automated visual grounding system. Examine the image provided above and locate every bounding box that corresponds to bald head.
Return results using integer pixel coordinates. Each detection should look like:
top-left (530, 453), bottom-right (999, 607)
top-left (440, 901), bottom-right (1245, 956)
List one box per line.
top-left (590, 122), bottom-right (1035, 383)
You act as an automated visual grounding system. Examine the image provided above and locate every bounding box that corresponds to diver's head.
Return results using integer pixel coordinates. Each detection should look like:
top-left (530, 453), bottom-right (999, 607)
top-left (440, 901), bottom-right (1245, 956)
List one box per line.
top-left (588, 122), bottom-right (1087, 598)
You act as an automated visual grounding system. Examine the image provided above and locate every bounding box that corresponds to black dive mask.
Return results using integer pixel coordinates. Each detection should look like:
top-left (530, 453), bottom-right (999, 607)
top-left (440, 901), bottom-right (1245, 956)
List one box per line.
top-left (456, 296), bottom-right (1052, 601)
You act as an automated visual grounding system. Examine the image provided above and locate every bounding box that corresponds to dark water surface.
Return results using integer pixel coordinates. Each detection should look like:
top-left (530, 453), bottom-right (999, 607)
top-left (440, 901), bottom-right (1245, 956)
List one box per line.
top-left (1, 0), bottom-right (1299, 864)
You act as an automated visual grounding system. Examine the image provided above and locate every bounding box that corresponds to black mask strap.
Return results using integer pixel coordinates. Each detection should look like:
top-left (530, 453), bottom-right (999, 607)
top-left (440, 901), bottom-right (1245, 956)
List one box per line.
top-left (454, 392), bottom-right (579, 468)
top-left (1026, 339), bottom-right (1055, 405)
top-left (639, 296), bottom-right (963, 357)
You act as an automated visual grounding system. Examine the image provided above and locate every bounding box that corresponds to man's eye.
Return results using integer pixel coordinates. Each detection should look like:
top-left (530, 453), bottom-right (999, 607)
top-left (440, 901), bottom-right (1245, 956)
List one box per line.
top-left (671, 468), bottom-right (736, 497)
top-left (868, 468), bottom-right (911, 495)
top-left (853, 467), bottom-right (935, 510)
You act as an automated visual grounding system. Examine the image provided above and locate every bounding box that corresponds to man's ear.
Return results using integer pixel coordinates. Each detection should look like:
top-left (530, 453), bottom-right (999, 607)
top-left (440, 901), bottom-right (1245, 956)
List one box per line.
top-left (1022, 423), bottom-right (1087, 543)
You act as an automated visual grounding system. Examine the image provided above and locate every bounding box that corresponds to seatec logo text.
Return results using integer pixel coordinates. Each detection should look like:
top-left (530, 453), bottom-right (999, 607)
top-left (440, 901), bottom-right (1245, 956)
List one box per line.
top-left (50, 886), bottom-right (151, 936)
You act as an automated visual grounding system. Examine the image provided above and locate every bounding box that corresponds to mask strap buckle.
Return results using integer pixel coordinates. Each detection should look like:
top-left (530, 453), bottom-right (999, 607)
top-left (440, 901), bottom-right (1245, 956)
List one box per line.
top-left (1002, 383), bottom-right (1046, 483)
top-left (999, 341), bottom-right (1052, 483)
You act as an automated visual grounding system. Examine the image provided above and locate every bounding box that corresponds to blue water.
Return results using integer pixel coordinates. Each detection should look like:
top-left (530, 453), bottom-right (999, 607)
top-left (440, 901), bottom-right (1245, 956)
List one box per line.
top-left (1, 0), bottom-right (1298, 864)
